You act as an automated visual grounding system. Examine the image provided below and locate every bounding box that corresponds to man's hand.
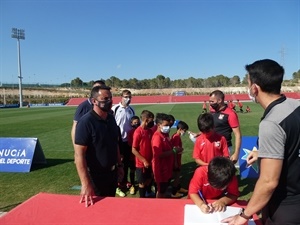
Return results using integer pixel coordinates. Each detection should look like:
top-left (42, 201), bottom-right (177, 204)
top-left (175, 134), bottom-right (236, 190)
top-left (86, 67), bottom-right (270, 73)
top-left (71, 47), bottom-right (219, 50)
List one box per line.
top-left (247, 147), bottom-right (258, 166)
top-left (221, 214), bottom-right (248, 225)
top-left (79, 183), bottom-right (95, 207)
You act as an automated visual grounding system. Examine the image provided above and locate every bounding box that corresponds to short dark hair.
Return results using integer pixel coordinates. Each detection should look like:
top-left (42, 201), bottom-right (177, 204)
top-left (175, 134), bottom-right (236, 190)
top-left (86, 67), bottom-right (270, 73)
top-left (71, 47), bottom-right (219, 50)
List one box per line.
top-left (245, 59), bottom-right (284, 94)
top-left (168, 114), bottom-right (176, 127)
top-left (197, 113), bottom-right (214, 133)
top-left (93, 80), bottom-right (106, 86)
top-left (208, 156), bottom-right (236, 189)
top-left (155, 113), bottom-right (169, 125)
top-left (121, 89), bottom-right (131, 96)
top-left (140, 110), bottom-right (154, 120)
top-left (168, 114), bottom-right (175, 122)
top-left (90, 85), bottom-right (111, 98)
top-left (209, 90), bottom-right (225, 101)
top-left (177, 120), bottom-right (189, 130)
top-left (131, 115), bottom-right (140, 122)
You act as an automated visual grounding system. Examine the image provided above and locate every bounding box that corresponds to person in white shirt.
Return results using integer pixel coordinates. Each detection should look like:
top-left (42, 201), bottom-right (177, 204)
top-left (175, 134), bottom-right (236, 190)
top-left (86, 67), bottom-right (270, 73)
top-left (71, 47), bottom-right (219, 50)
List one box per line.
top-left (111, 90), bottom-right (135, 196)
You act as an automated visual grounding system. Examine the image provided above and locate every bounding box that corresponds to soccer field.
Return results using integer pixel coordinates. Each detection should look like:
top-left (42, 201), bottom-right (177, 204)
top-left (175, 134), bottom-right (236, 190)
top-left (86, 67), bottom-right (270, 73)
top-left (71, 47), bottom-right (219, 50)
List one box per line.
top-left (0, 102), bottom-right (263, 212)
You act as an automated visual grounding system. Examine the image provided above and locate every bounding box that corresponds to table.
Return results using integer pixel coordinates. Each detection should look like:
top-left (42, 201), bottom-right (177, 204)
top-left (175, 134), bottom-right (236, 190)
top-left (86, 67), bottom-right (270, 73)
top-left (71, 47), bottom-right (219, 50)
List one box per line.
top-left (0, 193), bottom-right (262, 225)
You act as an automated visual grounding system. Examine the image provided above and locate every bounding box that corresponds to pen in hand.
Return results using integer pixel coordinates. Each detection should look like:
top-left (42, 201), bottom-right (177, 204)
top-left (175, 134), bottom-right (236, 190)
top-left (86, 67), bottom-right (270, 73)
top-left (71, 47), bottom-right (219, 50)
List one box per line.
top-left (198, 190), bottom-right (213, 213)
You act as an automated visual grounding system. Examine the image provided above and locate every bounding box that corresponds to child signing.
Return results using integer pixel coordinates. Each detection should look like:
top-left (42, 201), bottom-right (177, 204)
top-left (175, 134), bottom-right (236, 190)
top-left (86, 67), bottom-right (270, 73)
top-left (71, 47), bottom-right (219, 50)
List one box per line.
top-left (188, 156), bottom-right (239, 213)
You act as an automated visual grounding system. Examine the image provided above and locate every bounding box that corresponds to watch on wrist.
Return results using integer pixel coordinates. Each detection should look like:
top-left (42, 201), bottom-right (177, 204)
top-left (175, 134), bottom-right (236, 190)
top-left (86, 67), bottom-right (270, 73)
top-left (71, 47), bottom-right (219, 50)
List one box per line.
top-left (239, 208), bottom-right (252, 220)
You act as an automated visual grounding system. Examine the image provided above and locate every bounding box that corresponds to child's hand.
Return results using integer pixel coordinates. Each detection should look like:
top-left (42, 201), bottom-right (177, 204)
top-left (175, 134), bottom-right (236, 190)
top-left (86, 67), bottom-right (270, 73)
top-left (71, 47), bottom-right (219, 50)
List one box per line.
top-left (143, 160), bottom-right (150, 168)
top-left (211, 200), bottom-right (226, 212)
top-left (200, 203), bottom-right (213, 214)
top-left (174, 146), bottom-right (183, 154)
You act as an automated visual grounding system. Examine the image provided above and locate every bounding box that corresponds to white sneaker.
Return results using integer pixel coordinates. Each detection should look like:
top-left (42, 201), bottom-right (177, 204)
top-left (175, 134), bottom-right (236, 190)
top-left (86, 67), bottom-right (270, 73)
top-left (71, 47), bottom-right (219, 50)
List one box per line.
top-left (129, 186), bottom-right (135, 195)
top-left (116, 187), bottom-right (125, 197)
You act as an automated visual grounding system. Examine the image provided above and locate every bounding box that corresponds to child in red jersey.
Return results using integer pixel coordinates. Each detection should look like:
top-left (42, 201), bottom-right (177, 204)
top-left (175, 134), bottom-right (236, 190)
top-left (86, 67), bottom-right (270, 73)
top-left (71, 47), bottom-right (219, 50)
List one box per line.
top-left (132, 110), bottom-right (155, 198)
top-left (189, 156), bottom-right (239, 213)
top-left (193, 113), bottom-right (229, 166)
top-left (127, 115), bottom-right (140, 195)
top-left (152, 113), bottom-right (182, 198)
top-left (229, 100), bottom-right (236, 111)
top-left (237, 99), bottom-right (243, 113)
top-left (171, 120), bottom-right (189, 198)
top-left (246, 105), bottom-right (251, 113)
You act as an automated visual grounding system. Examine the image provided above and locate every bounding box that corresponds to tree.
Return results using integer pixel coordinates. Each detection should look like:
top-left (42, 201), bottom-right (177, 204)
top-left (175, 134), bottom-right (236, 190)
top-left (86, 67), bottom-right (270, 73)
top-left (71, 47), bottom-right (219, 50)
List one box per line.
top-left (241, 74), bottom-right (248, 85)
top-left (186, 77), bottom-right (196, 88)
top-left (71, 77), bottom-right (83, 88)
top-left (292, 70), bottom-right (300, 82)
top-left (156, 75), bottom-right (165, 89)
top-left (108, 76), bottom-right (121, 88)
top-left (230, 76), bottom-right (241, 86)
top-left (128, 78), bottom-right (139, 89)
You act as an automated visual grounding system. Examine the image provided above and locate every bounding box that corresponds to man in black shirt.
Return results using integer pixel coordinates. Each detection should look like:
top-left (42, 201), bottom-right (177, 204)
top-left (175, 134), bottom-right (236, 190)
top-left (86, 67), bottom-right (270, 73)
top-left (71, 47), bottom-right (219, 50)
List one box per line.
top-left (74, 85), bottom-right (123, 207)
top-left (71, 80), bottom-right (105, 147)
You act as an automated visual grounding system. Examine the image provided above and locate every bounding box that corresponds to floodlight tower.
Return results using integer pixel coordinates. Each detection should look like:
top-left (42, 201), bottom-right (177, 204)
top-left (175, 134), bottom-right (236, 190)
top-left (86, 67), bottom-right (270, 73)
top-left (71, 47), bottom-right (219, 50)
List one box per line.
top-left (11, 28), bottom-right (25, 107)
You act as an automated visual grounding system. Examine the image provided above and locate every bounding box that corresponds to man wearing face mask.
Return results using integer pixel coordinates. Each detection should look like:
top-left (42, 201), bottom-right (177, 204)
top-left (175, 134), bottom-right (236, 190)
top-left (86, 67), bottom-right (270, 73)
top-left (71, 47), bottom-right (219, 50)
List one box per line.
top-left (74, 85), bottom-right (123, 207)
top-left (223, 59), bottom-right (300, 225)
top-left (193, 113), bottom-right (229, 166)
top-left (111, 89), bottom-right (135, 193)
top-left (209, 90), bottom-right (241, 164)
top-left (71, 80), bottom-right (106, 160)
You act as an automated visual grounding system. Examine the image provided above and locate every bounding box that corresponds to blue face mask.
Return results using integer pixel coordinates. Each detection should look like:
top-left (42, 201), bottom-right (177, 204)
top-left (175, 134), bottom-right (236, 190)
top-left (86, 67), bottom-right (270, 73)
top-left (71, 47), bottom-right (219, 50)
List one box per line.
top-left (161, 126), bottom-right (170, 134)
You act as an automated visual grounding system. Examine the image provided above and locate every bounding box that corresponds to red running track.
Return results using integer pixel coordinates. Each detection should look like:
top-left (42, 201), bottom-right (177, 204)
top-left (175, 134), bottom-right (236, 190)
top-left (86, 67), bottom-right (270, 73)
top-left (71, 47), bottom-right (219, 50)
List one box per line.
top-left (67, 92), bottom-right (300, 106)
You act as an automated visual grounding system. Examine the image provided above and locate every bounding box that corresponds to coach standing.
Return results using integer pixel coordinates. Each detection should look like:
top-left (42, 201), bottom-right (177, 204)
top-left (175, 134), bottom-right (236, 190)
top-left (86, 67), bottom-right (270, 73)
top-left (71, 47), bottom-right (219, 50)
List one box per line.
top-left (74, 85), bottom-right (123, 207)
top-left (209, 90), bottom-right (241, 164)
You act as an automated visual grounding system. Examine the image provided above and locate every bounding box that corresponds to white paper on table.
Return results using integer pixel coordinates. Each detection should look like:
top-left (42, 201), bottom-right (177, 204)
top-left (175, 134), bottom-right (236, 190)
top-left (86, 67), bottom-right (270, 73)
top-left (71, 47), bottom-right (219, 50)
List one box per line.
top-left (183, 204), bottom-right (256, 225)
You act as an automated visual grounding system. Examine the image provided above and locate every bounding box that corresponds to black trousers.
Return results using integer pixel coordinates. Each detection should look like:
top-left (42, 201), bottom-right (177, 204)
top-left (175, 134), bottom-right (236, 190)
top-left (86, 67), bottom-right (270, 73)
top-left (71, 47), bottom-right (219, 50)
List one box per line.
top-left (89, 169), bottom-right (118, 197)
top-left (262, 201), bottom-right (300, 225)
top-left (120, 141), bottom-right (131, 184)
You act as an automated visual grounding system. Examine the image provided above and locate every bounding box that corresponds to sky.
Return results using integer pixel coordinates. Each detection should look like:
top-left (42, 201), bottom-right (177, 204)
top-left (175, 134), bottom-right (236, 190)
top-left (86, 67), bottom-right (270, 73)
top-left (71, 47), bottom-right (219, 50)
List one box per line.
top-left (0, 0), bottom-right (299, 85)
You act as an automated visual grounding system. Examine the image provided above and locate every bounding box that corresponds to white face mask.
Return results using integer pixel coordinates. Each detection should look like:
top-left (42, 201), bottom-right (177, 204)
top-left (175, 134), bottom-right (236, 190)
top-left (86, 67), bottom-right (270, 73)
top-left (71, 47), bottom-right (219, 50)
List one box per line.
top-left (161, 126), bottom-right (170, 134)
top-left (123, 97), bottom-right (131, 105)
top-left (247, 88), bottom-right (256, 102)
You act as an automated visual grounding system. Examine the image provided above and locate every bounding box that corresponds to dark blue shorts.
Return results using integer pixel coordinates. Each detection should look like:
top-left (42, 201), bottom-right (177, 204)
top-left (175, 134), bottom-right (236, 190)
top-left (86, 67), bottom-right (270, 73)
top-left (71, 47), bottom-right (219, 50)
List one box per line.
top-left (136, 167), bottom-right (152, 184)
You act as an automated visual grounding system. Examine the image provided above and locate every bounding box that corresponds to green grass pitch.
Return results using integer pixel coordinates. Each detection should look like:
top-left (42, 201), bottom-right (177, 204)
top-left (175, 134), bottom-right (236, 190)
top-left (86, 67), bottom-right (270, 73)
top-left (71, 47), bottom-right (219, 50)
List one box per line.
top-left (0, 102), bottom-right (263, 212)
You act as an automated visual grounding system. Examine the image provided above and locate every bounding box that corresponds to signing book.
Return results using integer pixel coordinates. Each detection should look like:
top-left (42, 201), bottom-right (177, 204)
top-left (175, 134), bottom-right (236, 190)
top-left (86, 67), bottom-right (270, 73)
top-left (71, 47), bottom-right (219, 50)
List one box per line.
top-left (184, 204), bottom-right (255, 225)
